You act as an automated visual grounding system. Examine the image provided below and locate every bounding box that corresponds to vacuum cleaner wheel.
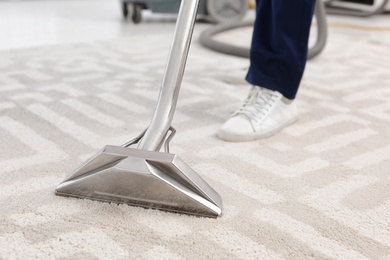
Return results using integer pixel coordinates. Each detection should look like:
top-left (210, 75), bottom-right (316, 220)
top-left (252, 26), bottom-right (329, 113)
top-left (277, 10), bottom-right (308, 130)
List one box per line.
top-left (121, 2), bottom-right (144, 23)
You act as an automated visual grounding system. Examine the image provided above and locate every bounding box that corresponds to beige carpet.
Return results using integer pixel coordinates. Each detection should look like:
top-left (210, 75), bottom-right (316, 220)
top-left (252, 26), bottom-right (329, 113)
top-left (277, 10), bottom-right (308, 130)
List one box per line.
top-left (1, 25), bottom-right (390, 259)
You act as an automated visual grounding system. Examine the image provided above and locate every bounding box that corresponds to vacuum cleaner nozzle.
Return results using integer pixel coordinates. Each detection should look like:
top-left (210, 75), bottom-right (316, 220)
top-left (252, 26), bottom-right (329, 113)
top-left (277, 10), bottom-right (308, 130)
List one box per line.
top-left (55, 0), bottom-right (223, 218)
top-left (56, 146), bottom-right (222, 218)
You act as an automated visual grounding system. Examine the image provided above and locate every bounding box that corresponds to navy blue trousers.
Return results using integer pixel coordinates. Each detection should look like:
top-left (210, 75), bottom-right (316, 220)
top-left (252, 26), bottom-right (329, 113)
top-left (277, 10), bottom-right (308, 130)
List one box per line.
top-left (246, 0), bottom-right (316, 99)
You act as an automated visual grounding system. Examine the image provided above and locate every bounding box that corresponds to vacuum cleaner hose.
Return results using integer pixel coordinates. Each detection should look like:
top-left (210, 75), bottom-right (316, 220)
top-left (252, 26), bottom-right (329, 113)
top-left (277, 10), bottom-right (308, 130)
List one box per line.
top-left (199, 0), bottom-right (328, 60)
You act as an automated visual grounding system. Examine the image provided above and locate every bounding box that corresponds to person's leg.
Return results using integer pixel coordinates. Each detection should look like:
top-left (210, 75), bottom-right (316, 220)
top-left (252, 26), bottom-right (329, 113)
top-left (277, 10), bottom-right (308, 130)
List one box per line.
top-left (246, 0), bottom-right (316, 99)
top-left (218, 0), bottom-right (316, 142)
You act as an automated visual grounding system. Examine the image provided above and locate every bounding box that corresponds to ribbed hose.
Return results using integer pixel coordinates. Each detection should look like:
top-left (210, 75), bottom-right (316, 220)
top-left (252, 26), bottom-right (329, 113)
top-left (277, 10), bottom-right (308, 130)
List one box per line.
top-left (199, 0), bottom-right (328, 60)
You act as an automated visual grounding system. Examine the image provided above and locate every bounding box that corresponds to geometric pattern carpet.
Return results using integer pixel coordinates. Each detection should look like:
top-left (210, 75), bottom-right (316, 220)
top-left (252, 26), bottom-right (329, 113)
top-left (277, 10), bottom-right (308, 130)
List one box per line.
top-left (0, 24), bottom-right (389, 259)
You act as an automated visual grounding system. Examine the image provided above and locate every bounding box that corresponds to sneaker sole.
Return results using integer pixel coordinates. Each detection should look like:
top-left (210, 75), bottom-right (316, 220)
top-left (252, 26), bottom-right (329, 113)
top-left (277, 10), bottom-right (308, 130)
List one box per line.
top-left (217, 116), bottom-right (299, 142)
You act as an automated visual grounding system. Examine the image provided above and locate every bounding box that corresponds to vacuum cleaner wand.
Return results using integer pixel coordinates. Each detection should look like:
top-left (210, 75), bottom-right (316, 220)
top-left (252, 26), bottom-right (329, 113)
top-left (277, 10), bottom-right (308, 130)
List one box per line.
top-left (55, 0), bottom-right (223, 218)
top-left (138, 0), bottom-right (198, 151)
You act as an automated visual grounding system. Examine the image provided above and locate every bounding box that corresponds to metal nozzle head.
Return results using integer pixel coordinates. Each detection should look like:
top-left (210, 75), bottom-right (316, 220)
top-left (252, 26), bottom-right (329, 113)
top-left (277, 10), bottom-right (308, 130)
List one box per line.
top-left (56, 145), bottom-right (223, 218)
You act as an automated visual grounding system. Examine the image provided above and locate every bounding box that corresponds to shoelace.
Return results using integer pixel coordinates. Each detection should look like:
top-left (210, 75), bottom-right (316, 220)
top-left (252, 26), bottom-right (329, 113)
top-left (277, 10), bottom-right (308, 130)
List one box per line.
top-left (233, 87), bottom-right (278, 122)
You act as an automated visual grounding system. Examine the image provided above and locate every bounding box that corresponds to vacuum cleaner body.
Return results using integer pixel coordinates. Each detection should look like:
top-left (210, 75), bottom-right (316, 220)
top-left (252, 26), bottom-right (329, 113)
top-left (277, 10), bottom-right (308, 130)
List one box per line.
top-left (56, 0), bottom-right (223, 218)
top-left (138, 0), bottom-right (207, 14)
top-left (323, 0), bottom-right (390, 16)
top-left (122, 0), bottom-right (248, 23)
top-left (123, 0), bottom-right (207, 16)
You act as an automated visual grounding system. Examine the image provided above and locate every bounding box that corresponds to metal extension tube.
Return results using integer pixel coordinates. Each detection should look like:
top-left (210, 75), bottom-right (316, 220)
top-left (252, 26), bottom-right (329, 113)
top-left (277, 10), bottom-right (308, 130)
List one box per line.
top-left (137, 0), bottom-right (199, 151)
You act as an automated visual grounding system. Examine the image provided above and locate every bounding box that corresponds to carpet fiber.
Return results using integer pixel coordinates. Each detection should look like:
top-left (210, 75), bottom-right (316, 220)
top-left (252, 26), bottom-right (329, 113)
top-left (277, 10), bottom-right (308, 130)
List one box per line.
top-left (0, 26), bottom-right (389, 259)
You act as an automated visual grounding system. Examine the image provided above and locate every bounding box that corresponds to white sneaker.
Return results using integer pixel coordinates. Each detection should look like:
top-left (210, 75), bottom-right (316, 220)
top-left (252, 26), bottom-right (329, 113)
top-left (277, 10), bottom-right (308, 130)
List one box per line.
top-left (217, 86), bottom-right (298, 142)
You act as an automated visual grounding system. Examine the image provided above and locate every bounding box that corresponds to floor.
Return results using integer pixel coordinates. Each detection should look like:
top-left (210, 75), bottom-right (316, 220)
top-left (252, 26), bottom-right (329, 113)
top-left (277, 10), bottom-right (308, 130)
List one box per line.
top-left (0, 0), bottom-right (178, 51)
top-left (0, 0), bottom-right (389, 51)
top-left (1, 1), bottom-right (390, 259)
